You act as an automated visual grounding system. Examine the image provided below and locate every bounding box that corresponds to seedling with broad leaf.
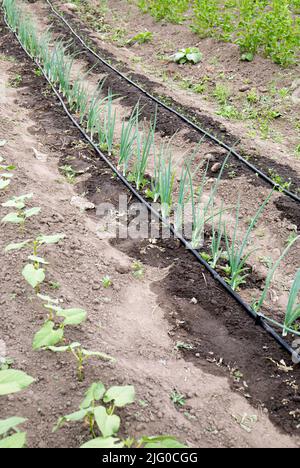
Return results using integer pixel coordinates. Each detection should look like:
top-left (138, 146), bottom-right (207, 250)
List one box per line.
top-left (54, 381), bottom-right (186, 448)
top-left (45, 343), bottom-right (114, 381)
top-left (0, 368), bottom-right (34, 448)
top-left (5, 233), bottom-right (65, 256)
top-left (171, 47), bottom-right (202, 65)
top-left (1, 193), bottom-right (40, 229)
top-left (0, 154), bottom-right (15, 190)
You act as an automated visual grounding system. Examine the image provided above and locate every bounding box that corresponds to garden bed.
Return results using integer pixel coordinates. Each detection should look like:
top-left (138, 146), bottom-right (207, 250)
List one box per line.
top-left (0, 0), bottom-right (300, 449)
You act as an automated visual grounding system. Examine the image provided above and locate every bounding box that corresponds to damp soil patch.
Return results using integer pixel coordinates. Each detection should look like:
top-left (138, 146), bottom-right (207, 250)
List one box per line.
top-left (112, 234), bottom-right (300, 435)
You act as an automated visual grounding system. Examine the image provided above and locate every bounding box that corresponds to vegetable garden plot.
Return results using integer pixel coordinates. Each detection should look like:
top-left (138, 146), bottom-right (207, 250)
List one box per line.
top-left (0, 0), bottom-right (300, 446)
top-left (47, 1), bottom-right (299, 201)
top-left (8, 0), bottom-right (300, 345)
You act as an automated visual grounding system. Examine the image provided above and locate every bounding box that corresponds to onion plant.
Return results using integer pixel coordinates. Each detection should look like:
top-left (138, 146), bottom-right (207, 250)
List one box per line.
top-left (254, 235), bottom-right (299, 314)
top-left (224, 191), bottom-right (273, 291)
top-left (284, 269), bottom-right (300, 336)
top-left (190, 156), bottom-right (228, 250)
top-left (102, 90), bottom-right (116, 155)
top-left (86, 84), bottom-right (106, 140)
top-left (209, 201), bottom-right (225, 268)
top-left (118, 105), bottom-right (139, 176)
top-left (131, 119), bottom-right (156, 191)
top-left (154, 143), bottom-right (175, 220)
top-left (3, 0), bottom-right (20, 32)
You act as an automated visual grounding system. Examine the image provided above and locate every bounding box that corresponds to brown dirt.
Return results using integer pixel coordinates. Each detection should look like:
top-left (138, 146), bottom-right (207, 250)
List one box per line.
top-left (0, 5), bottom-right (300, 449)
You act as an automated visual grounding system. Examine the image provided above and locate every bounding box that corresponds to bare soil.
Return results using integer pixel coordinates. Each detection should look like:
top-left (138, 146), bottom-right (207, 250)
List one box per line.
top-left (0, 3), bottom-right (300, 449)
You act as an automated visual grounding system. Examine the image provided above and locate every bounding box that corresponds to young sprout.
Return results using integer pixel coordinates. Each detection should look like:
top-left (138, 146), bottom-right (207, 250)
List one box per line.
top-left (0, 366), bottom-right (34, 448)
top-left (127, 31), bottom-right (153, 45)
top-left (4, 233), bottom-right (65, 256)
top-left (132, 261), bottom-right (145, 279)
top-left (22, 262), bottom-right (46, 293)
top-left (54, 382), bottom-right (134, 438)
top-left (131, 111), bottom-right (156, 191)
top-left (46, 343), bottom-right (114, 382)
top-left (1, 193), bottom-right (40, 229)
top-left (102, 276), bottom-right (112, 289)
top-left (170, 390), bottom-right (186, 407)
top-left (33, 307), bottom-right (87, 352)
top-left (103, 90), bottom-right (116, 156)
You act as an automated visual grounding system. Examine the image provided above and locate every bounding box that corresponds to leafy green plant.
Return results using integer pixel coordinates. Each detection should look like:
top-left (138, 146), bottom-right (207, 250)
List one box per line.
top-left (54, 382), bottom-right (134, 437)
top-left (5, 233), bottom-right (65, 256)
top-left (132, 261), bottom-right (145, 279)
top-left (171, 48), bottom-right (203, 65)
top-left (118, 105), bottom-right (139, 176)
top-left (0, 155), bottom-right (15, 190)
top-left (45, 343), bottom-right (114, 381)
top-left (127, 31), bottom-right (153, 45)
top-left (138, 0), bottom-right (189, 24)
top-left (131, 117), bottom-right (156, 191)
top-left (60, 165), bottom-right (77, 184)
top-left (102, 275), bottom-right (112, 289)
top-left (0, 368), bottom-right (34, 448)
top-left (268, 169), bottom-right (292, 191)
top-left (5, 233), bottom-right (65, 291)
top-left (54, 381), bottom-right (186, 448)
top-left (170, 390), bottom-right (186, 407)
top-left (32, 303), bottom-right (87, 353)
top-left (1, 193), bottom-right (40, 229)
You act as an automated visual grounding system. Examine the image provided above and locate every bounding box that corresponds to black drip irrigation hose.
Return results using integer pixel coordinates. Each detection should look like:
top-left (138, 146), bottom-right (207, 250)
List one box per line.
top-left (46, 0), bottom-right (300, 205)
top-left (3, 10), bottom-right (300, 364)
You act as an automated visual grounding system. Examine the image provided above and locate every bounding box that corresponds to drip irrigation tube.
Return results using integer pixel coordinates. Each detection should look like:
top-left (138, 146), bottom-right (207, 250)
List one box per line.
top-left (3, 10), bottom-right (300, 363)
top-left (46, 0), bottom-right (300, 204)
